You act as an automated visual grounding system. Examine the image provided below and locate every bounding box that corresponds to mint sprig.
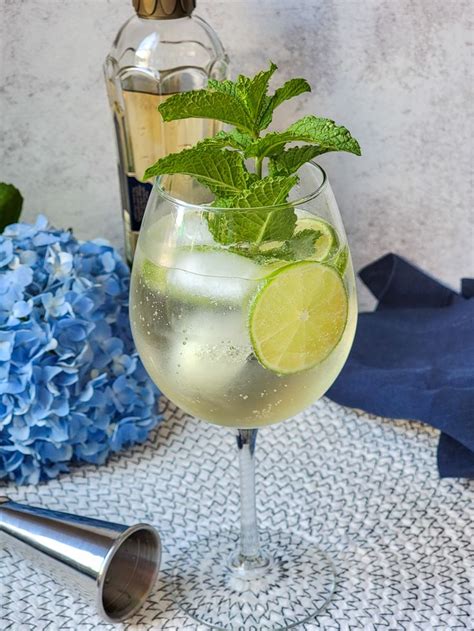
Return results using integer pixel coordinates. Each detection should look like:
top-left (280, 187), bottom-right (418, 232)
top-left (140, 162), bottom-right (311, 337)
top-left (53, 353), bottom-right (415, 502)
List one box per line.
top-left (257, 78), bottom-right (312, 130)
top-left (145, 62), bottom-right (361, 250)
top-left (268, 145), bottom-right (326, 176)
top-left (144, 146), bottom-right (249, 196)
top-left (159, 90), bottom-right (254, 134)
top-left (244, 115), bottom-right (361, 160)
top-left (207, 176), bottom-right (298, 245)
top-left (230, 229), bottom-right (323, 264)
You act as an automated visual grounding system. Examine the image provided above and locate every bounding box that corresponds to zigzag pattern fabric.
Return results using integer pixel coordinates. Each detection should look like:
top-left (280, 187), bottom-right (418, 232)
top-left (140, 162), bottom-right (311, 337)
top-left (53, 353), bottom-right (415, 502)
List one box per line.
top-left (1, 397), bottom-right (473, 629)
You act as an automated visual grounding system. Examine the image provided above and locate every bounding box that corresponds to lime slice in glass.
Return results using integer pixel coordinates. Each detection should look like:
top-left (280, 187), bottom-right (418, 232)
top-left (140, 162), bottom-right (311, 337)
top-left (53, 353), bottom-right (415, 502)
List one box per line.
top-left (249, 261), bottom-right (348, 374)
top-left (141, 258), bottom-right (167, 291)
top-left (331, 245), bottom-right (349, 275)
top-left (295, 217), bottom-right (339, 261)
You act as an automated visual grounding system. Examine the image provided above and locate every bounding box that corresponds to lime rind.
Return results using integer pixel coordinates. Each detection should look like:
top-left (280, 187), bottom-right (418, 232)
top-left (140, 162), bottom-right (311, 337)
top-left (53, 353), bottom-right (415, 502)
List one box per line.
top-left (248, 260), bottom-right (348, 375)
top-left (331, 245), bottom-right (349, 275)
top-left (141, 258), bottom-right (167, 292)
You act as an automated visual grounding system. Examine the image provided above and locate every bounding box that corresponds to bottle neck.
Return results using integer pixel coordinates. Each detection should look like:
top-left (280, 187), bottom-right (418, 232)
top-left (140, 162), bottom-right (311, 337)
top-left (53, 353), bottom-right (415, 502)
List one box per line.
top-left (133, 0), bottom-right (196, 20)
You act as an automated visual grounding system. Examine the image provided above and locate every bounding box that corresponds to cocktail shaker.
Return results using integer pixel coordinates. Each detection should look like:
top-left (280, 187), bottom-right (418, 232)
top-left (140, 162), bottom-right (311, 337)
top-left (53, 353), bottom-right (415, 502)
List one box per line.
top-left (0, 497), bottom-right (161, 622)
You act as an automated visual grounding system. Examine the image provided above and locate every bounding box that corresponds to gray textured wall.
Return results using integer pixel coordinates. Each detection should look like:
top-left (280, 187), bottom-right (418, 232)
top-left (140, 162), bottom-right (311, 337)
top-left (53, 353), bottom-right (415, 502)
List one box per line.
top-left (1, 0), bottom-right (472, 308)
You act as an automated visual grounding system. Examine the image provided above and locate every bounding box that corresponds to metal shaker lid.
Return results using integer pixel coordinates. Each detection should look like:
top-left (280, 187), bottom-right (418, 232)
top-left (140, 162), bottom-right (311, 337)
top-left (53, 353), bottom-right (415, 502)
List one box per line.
top-left (133, 0), bottom-right (196, 19)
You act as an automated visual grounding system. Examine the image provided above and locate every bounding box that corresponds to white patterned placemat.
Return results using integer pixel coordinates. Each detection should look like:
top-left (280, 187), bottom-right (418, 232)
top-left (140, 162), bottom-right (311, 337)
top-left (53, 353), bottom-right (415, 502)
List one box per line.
top-left (1, 398), bottom-right (473, 630)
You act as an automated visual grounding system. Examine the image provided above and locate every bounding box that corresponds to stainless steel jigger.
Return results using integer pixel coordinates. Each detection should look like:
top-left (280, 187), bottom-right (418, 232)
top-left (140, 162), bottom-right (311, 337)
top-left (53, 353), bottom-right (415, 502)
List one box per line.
top-left (0, 496), bottom-right (161, 623)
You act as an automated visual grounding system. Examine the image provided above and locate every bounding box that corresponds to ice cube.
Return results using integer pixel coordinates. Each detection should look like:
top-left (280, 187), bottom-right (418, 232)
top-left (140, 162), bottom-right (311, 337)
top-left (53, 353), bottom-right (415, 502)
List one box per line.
top-left (169, 309), bottom-right (251, 393)
top-left (166, 248), bottom-right (262, 306)
top-left (176, 211), bottom-right (215, 246)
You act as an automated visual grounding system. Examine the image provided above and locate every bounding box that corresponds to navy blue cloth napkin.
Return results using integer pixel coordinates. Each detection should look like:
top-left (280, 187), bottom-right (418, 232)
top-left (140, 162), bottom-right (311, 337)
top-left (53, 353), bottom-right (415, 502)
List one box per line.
top-left (327, 254), bottom-right (474, 478)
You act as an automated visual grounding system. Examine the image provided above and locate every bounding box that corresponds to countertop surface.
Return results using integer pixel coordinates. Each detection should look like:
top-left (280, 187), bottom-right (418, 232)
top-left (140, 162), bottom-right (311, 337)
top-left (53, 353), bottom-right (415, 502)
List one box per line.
top-left (1, 398), bottom-right (473, 630)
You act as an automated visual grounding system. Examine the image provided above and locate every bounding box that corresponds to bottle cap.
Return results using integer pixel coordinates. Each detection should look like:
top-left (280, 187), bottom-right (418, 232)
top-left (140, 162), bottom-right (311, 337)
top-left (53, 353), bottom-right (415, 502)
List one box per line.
top-left (133, 0), bottom-right (196, 19)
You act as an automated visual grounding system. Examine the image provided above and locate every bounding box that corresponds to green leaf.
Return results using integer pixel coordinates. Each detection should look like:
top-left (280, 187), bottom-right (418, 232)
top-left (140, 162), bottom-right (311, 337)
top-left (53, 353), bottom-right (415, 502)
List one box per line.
top-left (206, 176), bottom-right (298, 245)
top-left (229, 229), bottom-right (323, 263)
top-left (209, 62), bottom-right (278, 132)
top-left (223, 175), bottom-right (298, 209)
top-left (270, 78), bottom-right (312, 113)
top-left (174, 65), bottom-right (310, 135)
top-left (269, 145), bottom-right (326, 176)
top-left (236, 62), bottom-right (278, 124)
top-left (256, 229), bottom-right (323, 262)
top-left (200, 129), bottom-right (253, 151)
top-left (273, 229), bottom-right (323, 260)
top-left (258, 77), bottom-right (311, 130)
top-left (210, 196), bottom-right (235, 209)
top-left (143, 64), bottom-right (361, 251)
top-left (0, 183), bottom-right (23, 232)
top-left (144, 146), bottom-right (249, 196)
top-left (245, 115), bottom-right (362, 159)
top-left (207, 79), bottom-right (239, 98)
top-left (158, 90), bottom-right (254, 133)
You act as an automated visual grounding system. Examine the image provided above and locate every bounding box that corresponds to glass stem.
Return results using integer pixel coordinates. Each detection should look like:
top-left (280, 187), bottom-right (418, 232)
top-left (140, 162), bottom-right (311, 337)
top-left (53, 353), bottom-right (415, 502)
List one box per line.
top-left (229, 428), bottom-right (270, 577)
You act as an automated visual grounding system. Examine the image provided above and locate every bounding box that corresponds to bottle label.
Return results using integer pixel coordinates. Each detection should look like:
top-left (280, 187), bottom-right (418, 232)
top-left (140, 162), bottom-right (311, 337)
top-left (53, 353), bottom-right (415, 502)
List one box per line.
top-left (126, 176), bottom-right (153, 231)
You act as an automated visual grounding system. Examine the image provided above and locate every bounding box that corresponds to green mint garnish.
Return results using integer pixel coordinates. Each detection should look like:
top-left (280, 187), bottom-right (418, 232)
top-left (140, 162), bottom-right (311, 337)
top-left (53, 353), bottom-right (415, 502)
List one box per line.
top-left (144, 146), bottom-right (249, 196)
top-left (245, 115), bottom-right (361, 161)
top-left (145, 62), bottom-right (361, 252)
top-left (207, 175), bottom-right (298, 245)
top-left (230, 229), bottom-right (323, 264)
top-left (159, 90), bottom-right (255, 134)
top-left (270, 229), bottom-right (324, 261)
top-left (268, 145), bottom-right (325, 177)
top-left (0, 182), bottom-right (23, 233)
top-left (201, 129), bottom-right (253, 151)
top-left (257, 77), bottom-right (312, 131)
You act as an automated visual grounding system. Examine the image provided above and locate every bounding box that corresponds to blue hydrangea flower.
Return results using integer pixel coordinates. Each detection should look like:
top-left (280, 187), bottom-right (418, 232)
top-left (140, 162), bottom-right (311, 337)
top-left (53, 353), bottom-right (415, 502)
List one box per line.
top-left (0, 215), bottom-right (161, 485)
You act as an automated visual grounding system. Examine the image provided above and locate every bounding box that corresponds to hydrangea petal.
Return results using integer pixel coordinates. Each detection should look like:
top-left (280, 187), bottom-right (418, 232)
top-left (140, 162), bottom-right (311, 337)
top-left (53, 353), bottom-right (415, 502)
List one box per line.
top-left (0, 216), bottom-right (161, 484)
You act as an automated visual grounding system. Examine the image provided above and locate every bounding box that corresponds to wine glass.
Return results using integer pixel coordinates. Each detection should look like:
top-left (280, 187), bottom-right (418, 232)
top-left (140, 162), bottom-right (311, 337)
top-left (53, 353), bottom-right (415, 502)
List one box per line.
top-left (130, 161), bottom-right (357, 629)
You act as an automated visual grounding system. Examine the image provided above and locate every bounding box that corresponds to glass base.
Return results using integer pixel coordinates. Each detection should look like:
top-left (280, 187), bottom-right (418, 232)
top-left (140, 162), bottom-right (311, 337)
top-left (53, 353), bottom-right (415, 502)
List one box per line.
top-left (171, 530), bottom-right (335, 630)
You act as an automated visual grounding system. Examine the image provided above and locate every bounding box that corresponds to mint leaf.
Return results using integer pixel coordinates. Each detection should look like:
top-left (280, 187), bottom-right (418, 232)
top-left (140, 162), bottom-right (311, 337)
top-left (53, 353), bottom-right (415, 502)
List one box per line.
top-left (144, 146), bottom-right (249, 196)
top-left (274, 229), bottom-right (323, 260)
top-left (236, 62), bottom-right (278, 125)
top-left (269, 78), bottom-right (311, 113)
top-left (207, 79), bottom-right (239, 98)
top-left (146, 63), bottom-right (361, 253)
top-left (268, 145), bottom-right (324, 176)
top-left (0, 182), bottom-right (23, 232)
top-left (207, 176), bottom-right (298, 245)
top-left (205, 65), bottom-right (311, 134)
top-left (210, 196), bottom-right (235, 209)
top-left (220, 175), bottom-right (298, 209)
top-left (208, 63), bottom-right (278, 134)
top-left (258, 77), bottom-right (311, 130)
top-left (230, 229), bottom-right (322, 263)
top-left (158, 90), bottom-right (254, 133)
top-left (207, 205), bottom-right (296, 245)
top-left (245, 115), bottom-right (362, 159)
top-left (200, 129), bottom-right (253, 151)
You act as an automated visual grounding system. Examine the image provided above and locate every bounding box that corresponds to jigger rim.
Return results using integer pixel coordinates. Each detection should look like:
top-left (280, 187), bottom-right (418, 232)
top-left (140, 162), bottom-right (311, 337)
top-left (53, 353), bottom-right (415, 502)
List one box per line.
top-left (96, 522), bottom-right (161, 622)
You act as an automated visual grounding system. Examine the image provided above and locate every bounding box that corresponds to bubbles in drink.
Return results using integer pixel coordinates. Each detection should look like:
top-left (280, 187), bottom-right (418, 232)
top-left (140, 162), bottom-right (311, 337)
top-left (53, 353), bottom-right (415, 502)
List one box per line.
top-left (130, 211), bottom-right (357, 428)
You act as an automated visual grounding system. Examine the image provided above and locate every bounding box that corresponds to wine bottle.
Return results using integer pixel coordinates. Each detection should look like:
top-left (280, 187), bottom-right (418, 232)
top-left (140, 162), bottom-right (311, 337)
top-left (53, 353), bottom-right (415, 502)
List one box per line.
top-left (104, 0), bottom-right (228, 263)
